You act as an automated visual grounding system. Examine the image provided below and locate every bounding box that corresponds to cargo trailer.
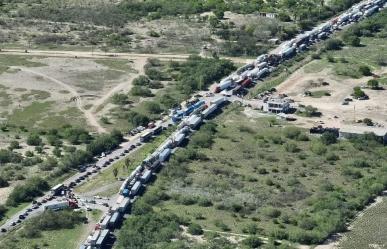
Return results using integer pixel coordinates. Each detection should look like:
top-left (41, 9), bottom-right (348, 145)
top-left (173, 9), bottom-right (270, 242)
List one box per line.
top-left (130, 181), bottom-right (142, 197)
top-left (201, 104), bottom-right (218, 118)
top-left (100, 215), bottom-right (111, 229)
top-left (159, 148), bottom-right (172, 162)
top-left (109, 211), bottom-right (120, 228)
top-left (140, 169), bottom-right (152, 183)
top-left (118, 197), bottom-right (131, 213)
top-left (173, 133), bottom-right (185, 146)
top-left (95, 229), bottom-right (109, 249)
top-left (210, 97), bottom-right (226, 106)
top-left (187, 115), bottom-right (202, 129)
top-left (89, 230), bottom-right (101, 246)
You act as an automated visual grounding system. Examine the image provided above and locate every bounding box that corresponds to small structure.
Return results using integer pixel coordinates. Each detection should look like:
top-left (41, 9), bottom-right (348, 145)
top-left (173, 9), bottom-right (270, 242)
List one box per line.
top-left (263, 97), bottom-right (291, 113)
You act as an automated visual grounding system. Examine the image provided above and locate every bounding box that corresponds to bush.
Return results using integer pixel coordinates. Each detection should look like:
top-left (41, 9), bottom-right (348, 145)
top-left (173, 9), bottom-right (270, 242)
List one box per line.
top-left (7, 177), bottom-right (50, 206)
top-left (130, 86), bottom-right (153, 97)
top-left (359, 65), bottom-right (372, 76)
top-left (284, 142), bottom-right (300, 153)
top-left (144, 101), bottom-right (163, 114)
top-left (367, 79), bottom-right (379, 89)
top-left (264, 208), bottom-right (281, 218)
top-left (111, 93), bottom-right (129, 105)
top-left (242, 236), bottom-right (262, 248)
top-left (26, 134), bottom-right (43, 146)
top-left (310, 142), bottom-right (327, 155)
top-left (188, 223), bottom-right (203, 235)
top-left (283, 127), bottom-right (301, 139)
top-left (133, 75), bottom-right (151, 86)
top-left (0, 176), bottom-right (9, 187)
top-left (320, 132), bottom-right (337, 145)
top-left (325, 39), bottom-right (343, 50)
top-left (353, 86), bottom-right (366, 99)
top-left (127, 111), bottom-right (150, 127)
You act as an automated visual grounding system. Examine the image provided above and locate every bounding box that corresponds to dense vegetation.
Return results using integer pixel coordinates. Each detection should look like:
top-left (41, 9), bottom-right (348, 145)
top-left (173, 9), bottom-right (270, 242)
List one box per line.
top-left (10, 0), bottom-right (364, 28)
top-left (0, 210), bottom-right (87, 249)
top-left (117, 105), bottom-right (387, 247)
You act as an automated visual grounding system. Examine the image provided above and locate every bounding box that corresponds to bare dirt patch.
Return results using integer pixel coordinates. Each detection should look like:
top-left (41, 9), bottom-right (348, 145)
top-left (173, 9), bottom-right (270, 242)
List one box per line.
top-left (277, 65), bottom-right (387, 130)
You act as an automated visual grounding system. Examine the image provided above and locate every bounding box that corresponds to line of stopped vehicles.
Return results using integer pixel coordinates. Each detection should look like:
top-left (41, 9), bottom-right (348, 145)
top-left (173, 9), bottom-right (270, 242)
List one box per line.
top-left (1, 0), bottom-right (381, 247)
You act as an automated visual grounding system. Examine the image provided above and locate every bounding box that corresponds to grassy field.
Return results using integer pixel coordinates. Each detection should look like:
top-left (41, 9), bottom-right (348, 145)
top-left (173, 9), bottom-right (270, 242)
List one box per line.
top-left (339, 197), bottom-right (387, 249)
top-left (0, 209), bottom-right (102, 249)
top-left (304, 37), bottom-right (387, 78)
top-left (0, 55), bottom-right (46, 75)
top-left (132, 103), bottom-right (387, 246)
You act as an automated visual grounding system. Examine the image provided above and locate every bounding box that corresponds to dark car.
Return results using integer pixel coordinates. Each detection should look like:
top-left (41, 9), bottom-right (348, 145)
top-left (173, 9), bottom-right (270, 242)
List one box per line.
top-left (130, 145), bottom-right (136, 149)
top-left (86, 172), bottom-right (91, 176)
top-left (27, 208), bottom-right (33, 212)
top-left (11, 222), bottom-right (16, 226)
top-left (16, 220), bottom-right (21, 223)
top-left (79, 176), bottom-right (85, 180)
top-left (1, 228), bottom-right (6, 233)
top-left (19, 215), bottom-right (25, 219)
top-left (75, 178), bottom-right (81, 183)
top-left (92, 169), bottom-right (97, 173)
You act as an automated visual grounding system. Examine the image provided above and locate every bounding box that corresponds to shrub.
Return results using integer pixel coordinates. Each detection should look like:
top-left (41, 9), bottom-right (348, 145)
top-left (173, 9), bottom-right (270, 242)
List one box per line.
top-left (283, 127), bottom-right (301, 139)
top-left (26, 134), bottom-right (43, 146)
top-left (7, 177), bottom-right (49, 206)
top-left (310, 142), bottom-right (327, 155)
top-left (133, 75), bottom-right (151, 86)
top-left (111, 93), bottom-right (128, 105)
top-left (353, 86), bottom-right (366, 99)
top-left (188, 223), bottom-right (203, 235)
top-left (359, 65), bottom-right (372, 76)
top-left (130, 86), bottom-right (153, 97)
top-left (320, 132), bottom-right (337, 145)
top-left (284, 142), bottom-right (300, 153)
top-left (242, 236), bottom-right (262, 248)
top-left (367, 79), bottom-right (379, 89)
top-left (325, 39), bottom-right (343, 50)
top-left (264, 208), bottom-right (281, 218)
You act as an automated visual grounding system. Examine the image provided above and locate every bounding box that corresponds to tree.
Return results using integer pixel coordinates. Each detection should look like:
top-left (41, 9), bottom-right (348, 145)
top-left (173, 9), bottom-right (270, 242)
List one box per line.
top-left (111, 93), bottom-right (129, 105)
top-left (367, 79), bottom-right (379, 89)
top-left (113, 168), bottom-right (118, 179)
top-left (0, 176), bottom-right (9, 187)
top-left (320, 132), bottom-right (337, 145)
top-left (359, 65), bottom-right (372, 76)
top-left (53, 147), bottom-right (62, 158)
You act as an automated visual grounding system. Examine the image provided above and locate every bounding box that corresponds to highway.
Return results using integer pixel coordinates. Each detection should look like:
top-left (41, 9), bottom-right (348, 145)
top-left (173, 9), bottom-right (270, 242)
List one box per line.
top-left (0, 0), bottom-right (385, 246)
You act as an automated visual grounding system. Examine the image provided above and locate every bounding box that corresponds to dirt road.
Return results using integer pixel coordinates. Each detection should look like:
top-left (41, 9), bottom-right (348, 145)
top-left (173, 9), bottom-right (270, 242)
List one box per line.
top-left (0, 49), bottom-right (251, 64)
top-left (14, 67), bottom-right (107, 133)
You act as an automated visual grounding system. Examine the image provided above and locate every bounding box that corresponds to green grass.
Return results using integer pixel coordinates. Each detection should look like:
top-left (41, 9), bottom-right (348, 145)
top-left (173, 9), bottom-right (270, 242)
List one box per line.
top-left (339, 197), bottom-right (387, 249)
top-left (0, 55), bottom-right (46, 75)
top-left (309, 90), bottom-right (331, 98)
top-left (20, 90), bottom-right (51, 101)
top-left (304, 37), bottom-right (387, 79)
top-left (8, 101), bottom-right (53, 127)
top-left (140, 104), bottom-right (387, 243)
top-left (95, 59), bottom-right (136, 73)
top-left (9, 225), bottom-right (84, 249)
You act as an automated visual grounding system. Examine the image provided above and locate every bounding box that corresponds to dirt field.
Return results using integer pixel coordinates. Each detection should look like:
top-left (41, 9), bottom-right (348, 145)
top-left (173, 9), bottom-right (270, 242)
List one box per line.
top-left (276, 63), bottom-right (387, 131)
top-left (0, 55), bottom-right (148, 133)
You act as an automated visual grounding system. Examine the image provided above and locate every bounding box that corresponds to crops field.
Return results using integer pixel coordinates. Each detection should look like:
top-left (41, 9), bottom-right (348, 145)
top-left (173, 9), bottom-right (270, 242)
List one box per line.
top-left (339, 197), bottom-right (387, 249)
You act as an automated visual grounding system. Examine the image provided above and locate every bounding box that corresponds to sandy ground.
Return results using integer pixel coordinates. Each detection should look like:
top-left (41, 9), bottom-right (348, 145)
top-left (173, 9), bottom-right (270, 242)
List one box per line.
top-left (276, 66), bottom-right (387, 131)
